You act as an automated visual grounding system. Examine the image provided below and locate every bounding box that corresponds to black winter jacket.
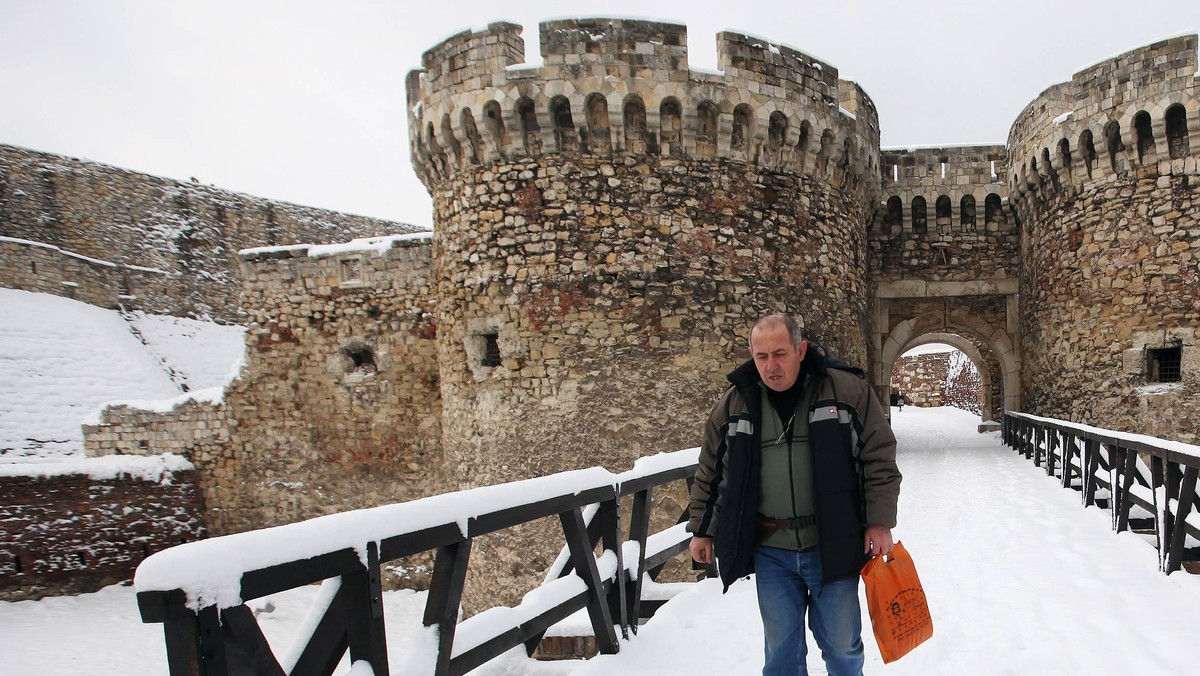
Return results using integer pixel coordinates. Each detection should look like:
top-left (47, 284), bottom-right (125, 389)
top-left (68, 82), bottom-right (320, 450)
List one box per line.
top-left (687, 347), bottom-right (901, 591)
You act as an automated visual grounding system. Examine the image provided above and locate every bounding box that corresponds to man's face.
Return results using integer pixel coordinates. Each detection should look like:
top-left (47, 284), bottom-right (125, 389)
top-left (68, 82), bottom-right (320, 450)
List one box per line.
top-left (750, 324), bottom-right (807, 392)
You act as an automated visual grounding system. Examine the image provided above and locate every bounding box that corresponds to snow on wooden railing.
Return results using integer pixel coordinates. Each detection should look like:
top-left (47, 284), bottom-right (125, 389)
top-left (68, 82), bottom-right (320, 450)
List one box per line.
top-left (135, 447), bottom-right (705, 676)
top-left (1002, 412), bottom-right (1200, 575)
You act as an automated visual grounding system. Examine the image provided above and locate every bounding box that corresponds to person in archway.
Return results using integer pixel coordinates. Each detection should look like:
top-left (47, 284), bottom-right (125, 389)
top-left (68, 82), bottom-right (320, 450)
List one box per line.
top-left (896, 391), bottom-right (906, 411)
top-left (687, 314), bottom-right (902, 676)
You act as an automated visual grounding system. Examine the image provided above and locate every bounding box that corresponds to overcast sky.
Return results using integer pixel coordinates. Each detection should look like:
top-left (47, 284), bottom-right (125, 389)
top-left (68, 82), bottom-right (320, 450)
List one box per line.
top-left (2, 0), bottom-right (1198, 229)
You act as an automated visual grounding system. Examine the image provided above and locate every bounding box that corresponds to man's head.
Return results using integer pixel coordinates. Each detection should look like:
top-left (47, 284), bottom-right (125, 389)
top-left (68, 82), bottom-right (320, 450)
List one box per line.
top-left (749, 314), bottom-right (808, 392)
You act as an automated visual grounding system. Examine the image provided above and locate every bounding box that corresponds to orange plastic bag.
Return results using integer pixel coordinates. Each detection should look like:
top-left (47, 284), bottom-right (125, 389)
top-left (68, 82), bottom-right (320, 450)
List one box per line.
top-left (860, 541), bottom-right (933, 663)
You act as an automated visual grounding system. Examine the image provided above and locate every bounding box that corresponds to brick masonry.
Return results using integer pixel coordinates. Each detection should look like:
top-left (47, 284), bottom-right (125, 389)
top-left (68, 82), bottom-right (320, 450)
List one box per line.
top-left (0, 471), bottom-right (204, 601)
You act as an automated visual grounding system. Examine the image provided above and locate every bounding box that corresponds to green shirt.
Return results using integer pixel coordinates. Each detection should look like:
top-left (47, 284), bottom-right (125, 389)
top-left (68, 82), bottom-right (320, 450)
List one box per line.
top-left (757, 375), bottom-right (819, 550)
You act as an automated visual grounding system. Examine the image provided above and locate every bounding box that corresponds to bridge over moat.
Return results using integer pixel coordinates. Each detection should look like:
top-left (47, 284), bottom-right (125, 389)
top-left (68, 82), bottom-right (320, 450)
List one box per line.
top-left (133, 408), bottom-right (1200, 675)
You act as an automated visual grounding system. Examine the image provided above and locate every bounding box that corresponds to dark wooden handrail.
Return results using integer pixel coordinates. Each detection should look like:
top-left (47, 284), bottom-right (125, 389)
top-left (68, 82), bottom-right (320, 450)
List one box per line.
top-left (1002, 412), bottom-right (1200, 575)
top-left (135, 448), bottom-right (709, 676)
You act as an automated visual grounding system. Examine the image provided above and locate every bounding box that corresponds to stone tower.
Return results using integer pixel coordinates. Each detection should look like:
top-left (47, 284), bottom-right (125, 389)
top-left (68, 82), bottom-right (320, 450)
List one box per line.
top-left (406, 19), bottom-right (883, 495)
top-left (1007, 35), bottom-right (1200, 440)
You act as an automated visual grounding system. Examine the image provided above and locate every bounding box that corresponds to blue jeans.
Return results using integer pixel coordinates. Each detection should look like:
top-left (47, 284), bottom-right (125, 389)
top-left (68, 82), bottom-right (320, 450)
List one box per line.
top-left (754, 546), bottom-right (864, 676)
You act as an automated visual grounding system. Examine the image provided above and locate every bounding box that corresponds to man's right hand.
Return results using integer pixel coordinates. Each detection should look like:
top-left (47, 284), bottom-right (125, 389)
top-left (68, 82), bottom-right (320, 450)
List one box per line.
top-left (689, 535), bottom-right (714, 564)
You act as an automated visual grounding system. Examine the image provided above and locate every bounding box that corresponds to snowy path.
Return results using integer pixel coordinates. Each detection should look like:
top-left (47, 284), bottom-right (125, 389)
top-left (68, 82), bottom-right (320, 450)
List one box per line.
top-left (574, 406), bottom-right (1200, 675)
top-left (2, 407), bottom-right (1198, 675)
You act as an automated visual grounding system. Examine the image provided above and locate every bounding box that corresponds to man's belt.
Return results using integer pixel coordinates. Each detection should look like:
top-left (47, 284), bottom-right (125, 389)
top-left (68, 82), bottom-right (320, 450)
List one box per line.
top-left (759, 515), bottom-right (817, 530)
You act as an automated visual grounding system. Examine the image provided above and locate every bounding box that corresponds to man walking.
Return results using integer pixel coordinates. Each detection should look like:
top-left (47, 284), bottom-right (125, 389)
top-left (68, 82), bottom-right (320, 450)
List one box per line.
top-left (687, 314), bottom-right (901, 675)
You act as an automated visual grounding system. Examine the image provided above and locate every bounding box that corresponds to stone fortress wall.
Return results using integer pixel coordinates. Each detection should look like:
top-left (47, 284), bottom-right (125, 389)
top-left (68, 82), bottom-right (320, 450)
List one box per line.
top-left (407, 18), bottom-right (884, 608)
top-left (6, 20), bottom-right (1200, 602)
top-left (1007, 35), bottom-right (1200, 441)
top-left (0, 143), bottom-right (416, 322)
top-left (890, 350), bottom-right (983, 413)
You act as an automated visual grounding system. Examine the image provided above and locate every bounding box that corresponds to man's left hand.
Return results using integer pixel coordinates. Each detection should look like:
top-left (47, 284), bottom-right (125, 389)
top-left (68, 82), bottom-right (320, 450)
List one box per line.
top-left (864, 525), bottom-right (894, 558)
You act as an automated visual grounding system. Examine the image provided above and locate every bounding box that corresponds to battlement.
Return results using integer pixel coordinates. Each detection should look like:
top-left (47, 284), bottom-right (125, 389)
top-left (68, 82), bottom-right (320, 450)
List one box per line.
top-left (1006, 35), bottom-right (1200, 213)
top-left (539, 18), bottom-right (687, 69)
top-left (415, 22), bottom-right (525, 98)
top-left (406, 18), bottom-right (880, 196)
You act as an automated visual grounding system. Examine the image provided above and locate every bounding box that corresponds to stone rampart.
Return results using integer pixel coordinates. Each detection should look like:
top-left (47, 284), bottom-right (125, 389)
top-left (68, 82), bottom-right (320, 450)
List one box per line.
top-left (0, 236), bottom-right (184, 314)
top-left (1007, 35), bottom-right (1199, 204)
top-left (1, 143), bottom-right (418, 321)
top-left (0, 470), bottom-right (204, 601)
top-left (1008, 36), bottom-right (1200, 441)
top-left (212, 234), bottom-right (441, 536)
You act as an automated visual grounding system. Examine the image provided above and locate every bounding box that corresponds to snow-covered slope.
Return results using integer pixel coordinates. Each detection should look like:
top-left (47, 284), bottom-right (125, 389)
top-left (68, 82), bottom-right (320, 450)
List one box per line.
top-left (0, 288), bottom-right (245, 462)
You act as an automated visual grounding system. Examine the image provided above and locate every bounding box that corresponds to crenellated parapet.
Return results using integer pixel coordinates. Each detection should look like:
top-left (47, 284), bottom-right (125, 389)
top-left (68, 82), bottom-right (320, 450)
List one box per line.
top-left (1008, 35), bottom-right (1200, 439)
top-left (406, 18), bottom-right (880, 200)
top-left (1006, 34), bottom-right (1200, 216)
top-left (872, 144), bottom-right (1017, 283)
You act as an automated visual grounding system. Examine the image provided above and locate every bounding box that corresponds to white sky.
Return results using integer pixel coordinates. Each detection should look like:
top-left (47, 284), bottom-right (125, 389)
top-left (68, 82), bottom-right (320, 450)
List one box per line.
top-left (2, 0), bottom-right (1199, 228)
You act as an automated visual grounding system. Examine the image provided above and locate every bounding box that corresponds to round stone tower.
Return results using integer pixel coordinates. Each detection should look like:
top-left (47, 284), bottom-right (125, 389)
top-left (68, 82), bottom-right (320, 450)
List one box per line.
top-left (407, 18), bottom-right (882, 497)
top-left (1007, 35), bottom-right (1200, 441)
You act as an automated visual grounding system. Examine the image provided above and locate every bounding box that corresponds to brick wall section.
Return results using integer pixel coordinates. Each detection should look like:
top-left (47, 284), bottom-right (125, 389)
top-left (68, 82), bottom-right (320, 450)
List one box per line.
top-left (891, 351), bottom-right (982, 413)
top-left (0, 143), bottom-right (419, 321)
top-left (0, 471), bottom-right (205, 601)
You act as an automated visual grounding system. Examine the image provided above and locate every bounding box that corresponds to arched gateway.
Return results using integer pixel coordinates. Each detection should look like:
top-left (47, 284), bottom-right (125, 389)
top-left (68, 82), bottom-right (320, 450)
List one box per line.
top-left (870, 145), bottom-right (1021, 420)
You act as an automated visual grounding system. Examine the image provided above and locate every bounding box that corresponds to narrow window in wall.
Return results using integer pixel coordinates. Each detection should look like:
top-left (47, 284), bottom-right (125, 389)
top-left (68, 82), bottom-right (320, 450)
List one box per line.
top-left (885, 196), bottom-right (903, 230)
top-left (797, 121), bottom-right (811, 169)
top-left (481, 333), bottom-right (502, 367)
top-left (911, 196), bottom-right (928, 234)
top-left (461, 108), bottom-right (482, 163)
top-left (339, 257), bottom-right (362, 284)
top-left (1134, 111), bottom-right (1154, 164)
top-left (984, 193), bottom-right (1002, 225)
top-left (1080, 130), bottom-right (1097, 178)
top-left (768, 112), bottom-right (788, 149)
top-left (1148, 347), bottom-right (1182, 383)
top-left (517, 97), bottom-right (539, 154)
top-left (30, 262), bottom-right (37, 274)
top-left (935, 195), bottom-right (951, 219)
top-left (551, 96), bottom-right (577, 152)
top-left (1058, 138), bottom-right (1072, 174)
top-left (1105, 121), bottom-right (1124, 174)
top-left (695, 102), bottom-right (719, 157)
top-left (659, 98), bottom-right (682, 150)
top-left (732, 105), bottom-right (753, 150)
top-left (1166, 104), bottom-right (1190, 159)
top-left (960, 195), bottom-right (977, 228)
top-left (483, 100), bottom-right (507, 152)
top-left (585, 93), bottom-right (611, 154)
top-left (624, 95), bottom-right (648, 154)
top-left (343, 345), bottom-right (376, 373)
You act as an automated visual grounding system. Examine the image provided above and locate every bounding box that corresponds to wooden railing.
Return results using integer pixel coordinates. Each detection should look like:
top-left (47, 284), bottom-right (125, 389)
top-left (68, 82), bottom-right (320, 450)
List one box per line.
top-left (1003, 412), bottom-right (1200, 574)
top-left (135, 449), bottom-right (710, 676)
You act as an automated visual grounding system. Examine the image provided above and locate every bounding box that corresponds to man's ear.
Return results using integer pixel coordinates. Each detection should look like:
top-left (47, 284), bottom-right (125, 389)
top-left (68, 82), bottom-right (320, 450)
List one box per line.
top-left (797, 339), bottom-right (809, 360)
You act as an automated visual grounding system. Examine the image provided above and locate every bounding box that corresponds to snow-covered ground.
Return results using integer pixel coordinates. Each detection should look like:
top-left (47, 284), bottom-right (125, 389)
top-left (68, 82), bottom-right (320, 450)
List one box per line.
top-left (3, 406), bottom-right (1197, 675)
top-left (0, 288), bottom-right (244, 462)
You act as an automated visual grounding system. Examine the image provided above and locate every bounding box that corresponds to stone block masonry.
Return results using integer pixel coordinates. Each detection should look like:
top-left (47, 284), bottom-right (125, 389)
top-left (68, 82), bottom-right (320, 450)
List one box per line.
top-left (0, 143), bottom-right (421, 321)
top-left (409, 17), bottom-right (880, 612)
top-left (891, 351), bottom-right (983, 413)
